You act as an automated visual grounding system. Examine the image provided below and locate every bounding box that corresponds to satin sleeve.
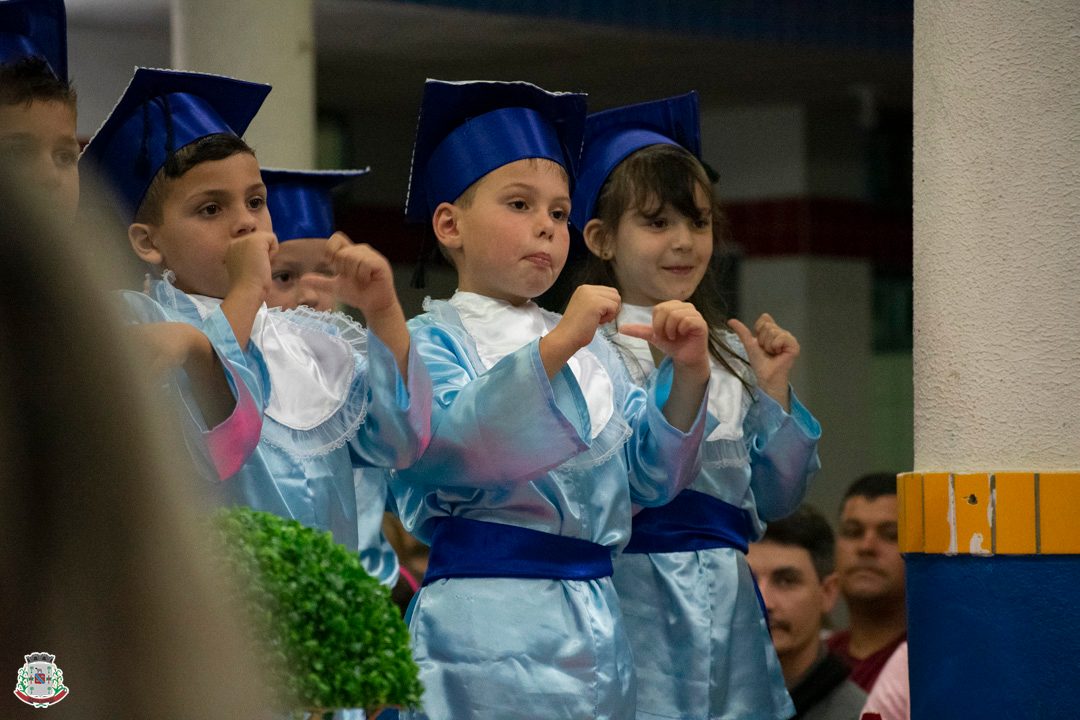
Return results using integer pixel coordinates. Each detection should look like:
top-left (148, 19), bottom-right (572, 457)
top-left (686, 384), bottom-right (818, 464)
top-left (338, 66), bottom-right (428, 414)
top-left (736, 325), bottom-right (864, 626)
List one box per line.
top-left (744, 386), bottom-right (822, 521)
top-left (120, 290), bottom-right (267, 481)
top-left (624, 356), bottom-right (709, 507)
top-left (347, 329), bottom-right (432, 470)
top-left (397, 325), bottom-right (590, 489)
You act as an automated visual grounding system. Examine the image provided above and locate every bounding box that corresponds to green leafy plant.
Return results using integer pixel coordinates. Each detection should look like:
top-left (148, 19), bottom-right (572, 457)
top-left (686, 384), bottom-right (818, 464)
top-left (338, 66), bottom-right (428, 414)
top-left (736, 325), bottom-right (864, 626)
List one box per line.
top-left (213, 506), bottom-right (423, 718)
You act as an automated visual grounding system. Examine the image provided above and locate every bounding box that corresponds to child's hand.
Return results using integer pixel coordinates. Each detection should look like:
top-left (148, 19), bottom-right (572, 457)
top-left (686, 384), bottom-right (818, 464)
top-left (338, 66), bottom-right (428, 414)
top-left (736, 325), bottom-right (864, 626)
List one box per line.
top-left (540, 285), bottom-right (620, 378)
top-left (320, 233), bottom-right (411, 379)
top-left (222, 231), bottom-right (277, 349)
top-left (728, 313), bottom-right (799, 410)
top-left (621, 302), bottom-right (709, 432)
top-left (553, 284), bottom-right (620, 352)
top-left (324, 232), bottom-right (399, 317)
top-left (621, 301), bottom-right (710, 384)
top-left (225, 230), bottom-right (277, 298)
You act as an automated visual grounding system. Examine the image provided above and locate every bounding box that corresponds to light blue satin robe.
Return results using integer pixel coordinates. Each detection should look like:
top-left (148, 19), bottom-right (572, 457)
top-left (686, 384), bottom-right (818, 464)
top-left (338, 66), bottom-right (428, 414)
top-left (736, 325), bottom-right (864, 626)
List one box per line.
top-left (389, 297), bottom-right (708, 720)
top-left (124, 276), bottom-right (430, 585)
top-left (607, 317), bottom-right (821, 720)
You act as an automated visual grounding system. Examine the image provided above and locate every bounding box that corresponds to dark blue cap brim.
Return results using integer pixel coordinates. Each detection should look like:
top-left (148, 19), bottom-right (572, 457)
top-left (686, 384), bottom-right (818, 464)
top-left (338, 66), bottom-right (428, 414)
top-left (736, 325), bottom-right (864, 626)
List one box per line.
top-left (262, 167), bottom-right (370, 242)
top-left (570, 91), bottom-right (701, 230)
top-left (0, 0), bottom-right (67, 80)
top-left (81, 67), bottom-right (271, 220)
top-left (404, 79), bottom-right (587, 223)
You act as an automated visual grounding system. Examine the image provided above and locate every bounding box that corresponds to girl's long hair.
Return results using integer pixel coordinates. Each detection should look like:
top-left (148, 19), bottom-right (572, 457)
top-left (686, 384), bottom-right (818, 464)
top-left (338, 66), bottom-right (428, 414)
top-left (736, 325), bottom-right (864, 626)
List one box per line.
top-left (576, 143), bottom-right (752, 389)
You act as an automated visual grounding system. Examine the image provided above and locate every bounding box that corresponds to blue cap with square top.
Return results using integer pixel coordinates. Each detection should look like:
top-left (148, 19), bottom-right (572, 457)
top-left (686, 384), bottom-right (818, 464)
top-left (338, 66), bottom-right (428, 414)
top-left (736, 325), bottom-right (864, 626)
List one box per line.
top-left (81, 67), bottom-right (271, 220)
top-left (262, 167), bottom-right (369, 242)
top-left (404, 79), bottom-right (587, 223)
top-left (0, 0), bottom-right (67, 80)
top-left (570, 91), bottom-right (702, 231)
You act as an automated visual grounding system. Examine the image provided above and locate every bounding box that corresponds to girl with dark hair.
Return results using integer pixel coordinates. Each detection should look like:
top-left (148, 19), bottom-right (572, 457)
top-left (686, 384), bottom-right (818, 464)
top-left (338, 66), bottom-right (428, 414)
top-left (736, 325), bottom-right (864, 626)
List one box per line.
top-left (572, 93), bottom-right (822, 720)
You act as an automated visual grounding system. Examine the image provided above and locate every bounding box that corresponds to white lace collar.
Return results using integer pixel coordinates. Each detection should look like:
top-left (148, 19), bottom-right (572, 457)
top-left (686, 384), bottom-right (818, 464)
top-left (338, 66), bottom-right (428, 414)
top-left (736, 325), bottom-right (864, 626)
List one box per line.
top-left (450, 291), bottom-right (612, 439)
top-left (184, 290), bottom-right (355, 432)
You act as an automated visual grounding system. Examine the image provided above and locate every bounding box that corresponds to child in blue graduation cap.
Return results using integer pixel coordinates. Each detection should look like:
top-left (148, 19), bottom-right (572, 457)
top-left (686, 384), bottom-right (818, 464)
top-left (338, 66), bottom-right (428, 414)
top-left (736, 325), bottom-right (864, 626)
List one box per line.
top-left (0, 0), bottom-right (79, 221)
top-left (261, 166), bottom-right (405, 590)
top-left (572, 92), bottom-right (822, 720)
top-left (262, 167), bottom-right (367, 313)
top-left (389, 79), bottom-right (711, 720)
top-left (81, 68), bottom-right (430, 567)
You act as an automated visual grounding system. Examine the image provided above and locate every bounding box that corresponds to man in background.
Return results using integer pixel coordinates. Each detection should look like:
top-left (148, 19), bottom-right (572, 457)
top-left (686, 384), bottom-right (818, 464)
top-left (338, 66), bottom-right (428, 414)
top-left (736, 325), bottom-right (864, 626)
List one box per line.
top-left (748, 505), bottom-right (867, 720)
top-left (828, 473), bottom-right (907, 691)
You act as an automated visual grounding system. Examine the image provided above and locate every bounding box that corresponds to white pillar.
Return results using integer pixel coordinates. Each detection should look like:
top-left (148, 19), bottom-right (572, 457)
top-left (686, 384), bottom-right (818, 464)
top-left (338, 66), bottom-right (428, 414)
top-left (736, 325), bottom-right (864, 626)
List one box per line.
top-left (169, 0), bottom-right (315, 168)
top-left (906, 2), bottom-right (1080, 716)
top-left (914, 1), bottom-right (1080, 471)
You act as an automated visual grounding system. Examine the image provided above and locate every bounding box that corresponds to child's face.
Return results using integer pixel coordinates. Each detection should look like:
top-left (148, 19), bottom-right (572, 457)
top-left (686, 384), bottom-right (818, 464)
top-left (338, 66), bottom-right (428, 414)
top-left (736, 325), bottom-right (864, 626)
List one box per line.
top-left (0, 99), bottom-right (79, 222)
top-left (143, 152), bottom-right (271, 298)
top-left (609, 183), bottom-right (713, 306)
top-left (267, 237), bottom-right (335, 312)
top-left (448, 158), bottom-right (571, 306)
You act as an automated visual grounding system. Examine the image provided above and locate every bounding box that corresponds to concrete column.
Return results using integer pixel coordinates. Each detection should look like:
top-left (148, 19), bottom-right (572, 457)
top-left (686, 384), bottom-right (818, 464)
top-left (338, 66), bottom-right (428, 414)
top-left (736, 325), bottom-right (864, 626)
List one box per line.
top-left (904, 2), bottom-right (1080, 716)
top-left (169, 0), bottom-right (315, 168)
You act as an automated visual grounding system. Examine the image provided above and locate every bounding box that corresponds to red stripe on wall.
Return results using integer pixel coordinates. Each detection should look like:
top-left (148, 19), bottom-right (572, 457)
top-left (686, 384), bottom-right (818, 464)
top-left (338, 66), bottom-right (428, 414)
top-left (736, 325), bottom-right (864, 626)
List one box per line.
top-left (338, 197), bottom-right (912, 270)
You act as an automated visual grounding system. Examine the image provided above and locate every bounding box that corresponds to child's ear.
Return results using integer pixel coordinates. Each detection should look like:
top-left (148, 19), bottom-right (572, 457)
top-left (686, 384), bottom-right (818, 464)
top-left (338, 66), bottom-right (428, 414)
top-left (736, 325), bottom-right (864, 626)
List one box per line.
top-left (432, 202), bottom-right (463, 252)
top-left (582, 218), bottom-right (614, 261)
top-left (128, 223), bottom-right (163, 266)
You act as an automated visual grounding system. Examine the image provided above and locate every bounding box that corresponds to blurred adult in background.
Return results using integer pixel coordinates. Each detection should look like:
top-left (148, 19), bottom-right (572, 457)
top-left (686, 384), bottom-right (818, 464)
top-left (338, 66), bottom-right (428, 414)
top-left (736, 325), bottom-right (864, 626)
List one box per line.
top-left (829, 473), bottom-right (907, 692)
top-left (748, 505), bottom-right (867, 720)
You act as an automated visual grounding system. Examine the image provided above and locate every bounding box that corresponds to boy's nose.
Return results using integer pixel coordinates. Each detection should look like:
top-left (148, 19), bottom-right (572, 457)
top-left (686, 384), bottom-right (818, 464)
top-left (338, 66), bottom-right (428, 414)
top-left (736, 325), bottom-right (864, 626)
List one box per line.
top-left (233, 210), bottom-right (259, 236)
top-left (297, 278), bottom-right (321, 309)
top-left (535, 212), bottom-right (555, 238)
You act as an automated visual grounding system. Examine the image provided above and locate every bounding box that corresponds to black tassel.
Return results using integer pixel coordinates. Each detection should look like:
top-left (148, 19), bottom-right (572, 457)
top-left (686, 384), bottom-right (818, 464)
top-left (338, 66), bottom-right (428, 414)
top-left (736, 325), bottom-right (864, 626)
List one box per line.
top-left (161, 95), bottom-right (175, 156)
top-left (135, 102), bottom-right (152, 178)
top-left (410, 233), bottom-right (430, 289)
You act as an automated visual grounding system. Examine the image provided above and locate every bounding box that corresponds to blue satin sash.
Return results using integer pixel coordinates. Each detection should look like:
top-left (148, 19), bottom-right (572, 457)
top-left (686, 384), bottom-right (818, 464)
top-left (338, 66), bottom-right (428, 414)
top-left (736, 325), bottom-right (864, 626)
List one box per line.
top-left (422, 516), bottom-right (613, 586)
top-left (624, 489), bottom-right (754, 555)
top-left (624, 490), bottom-right (770, 625)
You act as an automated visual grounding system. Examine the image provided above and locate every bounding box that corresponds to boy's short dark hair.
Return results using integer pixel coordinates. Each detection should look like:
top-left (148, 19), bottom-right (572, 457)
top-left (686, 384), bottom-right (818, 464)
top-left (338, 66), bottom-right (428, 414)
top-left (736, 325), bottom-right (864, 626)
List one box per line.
top-left (135, 133), bottom-right (254, 224)
top-left (760, 505), bottom-right (835, 581)
top-left (0, 57), bottom-right (76, 109)
top-left (841, 473), bottom-right (898, 507)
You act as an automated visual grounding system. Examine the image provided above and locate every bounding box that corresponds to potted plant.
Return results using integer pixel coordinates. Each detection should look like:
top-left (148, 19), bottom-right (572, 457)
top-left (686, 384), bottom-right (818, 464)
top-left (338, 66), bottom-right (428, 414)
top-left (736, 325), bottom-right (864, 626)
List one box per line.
top-left (214, 506), bottom-right (423, 718)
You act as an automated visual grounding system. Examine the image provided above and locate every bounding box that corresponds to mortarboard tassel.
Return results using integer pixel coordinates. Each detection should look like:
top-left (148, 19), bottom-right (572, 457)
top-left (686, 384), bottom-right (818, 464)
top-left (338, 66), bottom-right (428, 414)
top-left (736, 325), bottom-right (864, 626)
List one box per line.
top-left (135, 101), bottom-right (152, 179)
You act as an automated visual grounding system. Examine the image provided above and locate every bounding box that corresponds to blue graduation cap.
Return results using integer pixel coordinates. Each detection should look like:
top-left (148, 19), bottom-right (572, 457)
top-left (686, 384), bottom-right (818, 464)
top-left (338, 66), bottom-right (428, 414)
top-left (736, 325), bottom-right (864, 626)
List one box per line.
top-left (262, 168), bottom-right (369, 242)
top-left (0, 0), bottom-right (67, 80)
top-left (570, 91), bottom-right (702, 231)
top-left (81, 67), bottom-right (271, 220)
top-left (404, 79), bottom-right (587, 223)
